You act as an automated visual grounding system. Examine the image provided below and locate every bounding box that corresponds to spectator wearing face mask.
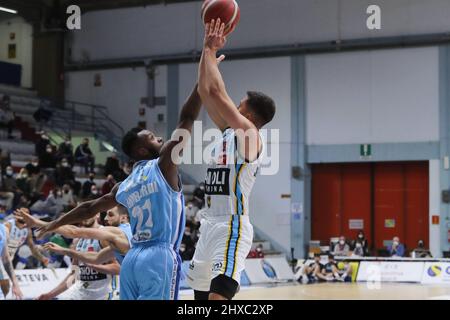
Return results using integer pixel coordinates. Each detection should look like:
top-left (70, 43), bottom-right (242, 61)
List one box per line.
top-left (412, 240), bottom-right (432, 258)
top-left (387, 236), bottom-right (405, 257)
top-left (61, 184), bottom-right (76, 211)
top-left (0, 166), bottom-right (16, 209)
top-left (87, 184), bottom-right (100, 200)
top-left (333, 236), bottom-right (351, 256)
top-left (82, 172), bottom-right (97, 199)
top-left (16, 168), bottom-right (31, 197)
top-left (25, 157), bottom-right (46, 193)
top-left (75, 138), bottom-right (95, 174)
top-left (185, 201), bottom-right (199, 221)
top-left (57, 136), bottom-right (74, 166)
top-left (352, 240), bottom-right (365, 257)
top-left (353, 231), bottom-right (369, 256)
top-left (39, 144), bottom-right (57, 169)
top-left (180, 225), bottom-right (197, 261)
top-left (30, 188), bottom-right (65, 218)
top-left (337, 260), bottom-right (353, 282)
top-left (101, 174), bottom-right (116, 195)
top-left (248, 244), bottom-right (265, 259)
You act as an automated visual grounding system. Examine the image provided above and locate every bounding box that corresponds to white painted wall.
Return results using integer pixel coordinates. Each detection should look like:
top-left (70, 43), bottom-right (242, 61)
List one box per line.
top-left (429, 159), bottom-right (441, 258)
top-left (306, 46), bottom-right (439, 145)
top-left (68, 0), bottom-right (450, 61)
top-left (178, 57), bottom-right (292, 252)
top-left (0, 17), bottom-right (33, 88)
top-left (64, 66), bottom-right (167, 134)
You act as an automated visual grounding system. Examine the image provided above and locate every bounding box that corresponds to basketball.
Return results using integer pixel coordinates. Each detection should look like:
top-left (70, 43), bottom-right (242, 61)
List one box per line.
top-left (201, 0), bottom-right (240, 35)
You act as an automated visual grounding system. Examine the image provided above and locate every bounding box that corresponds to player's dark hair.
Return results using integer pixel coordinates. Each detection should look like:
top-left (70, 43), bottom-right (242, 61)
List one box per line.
top-left (122, 128), bottom-right (142, 159)
top-left (246, 91), bottom-right (276, 127)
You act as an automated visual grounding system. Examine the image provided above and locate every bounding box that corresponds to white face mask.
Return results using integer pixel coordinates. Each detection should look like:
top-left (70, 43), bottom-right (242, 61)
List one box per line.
top-left (393, 241), bottom-right (399, 246)
top-left (91, 190), bottom-right (98, 195)
top-left (32, 162), bottom-right (38, 166)
top-left (339, 240), bottom-right (345, 245)
top-left (62, 162), bottom-right (69, 167)
top-left (56, 191), bottom-right (62, 197)
top-left (356, 243), bottom-right (362, 248)
top-left (6, 170), bottom-right (13, 176)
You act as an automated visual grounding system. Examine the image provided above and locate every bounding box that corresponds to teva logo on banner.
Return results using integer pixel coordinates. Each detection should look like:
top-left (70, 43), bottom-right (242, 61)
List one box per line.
top-left (421, 263), bottom-right (450, 284)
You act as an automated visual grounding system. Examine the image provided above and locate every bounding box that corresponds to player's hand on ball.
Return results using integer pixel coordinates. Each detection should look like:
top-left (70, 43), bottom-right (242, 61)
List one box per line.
top-left (204, 18), bottom-right (227, 51)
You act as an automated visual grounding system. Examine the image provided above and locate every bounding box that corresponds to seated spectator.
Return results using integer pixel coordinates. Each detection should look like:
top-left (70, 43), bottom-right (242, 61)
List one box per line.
top-left (57, 136), bottom-right (74, 166)
top-left (387, 236), bottom-right (405, 257)
top-left (0, 166), bottom-right (16, 209)
top-left (61, 184), bottom-right (76, 211)
top-left (185, 201), bottom-right (199, 221)
top-left (0, 95), bottom-right (15, 139)
top-left (248, 244), bottom-right (265, 259)
top-left (39, 144), bottom-right (57, 169)
top-left (352, 240), bottom-right (365, 257)
top-left (299, 253), bottom-right (324, 284)
top-left (333, 236), bottom-right (350, 256)
top-left (25, 157), bottom-right (47, 193)
top-left (86, 184), bottom-right (100, 200)
top-left (33, 104), bottom-right (52, 131)
top-left (75, 138), bottom-right (95, 174)
top-left (317, 254), bottom-right (342, 282)
top-left (102, 175), bottom-right (116, 195)
top-left (35, 132), bottom-right (51, 161)
top-left (180, 224), bottom-right (197, 261)
top-left (82, 172), bottom-right (97, 199)
top-left (16, 168), bottom-right (32, 197)
top-left (0, 148), bottom-right (11, 175)
top-left (104, 153), bottom-right (121, 178)
top-left (192, 183), bottom-right (205, 209)
top-left (412, 240), bottom-right (432, 258)
top-left (30, 188), bottom-right (64, 218)
top-left (353, 230), bottom-right (369, 256)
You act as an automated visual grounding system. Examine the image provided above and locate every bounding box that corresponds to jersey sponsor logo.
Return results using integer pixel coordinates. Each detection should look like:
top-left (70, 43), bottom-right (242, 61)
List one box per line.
top-left (212, 262), bottom-right (223, 272)
top-left (205, 168), bottom-right (230, 195)
top-left (79, 265), bottom-right (107, 282)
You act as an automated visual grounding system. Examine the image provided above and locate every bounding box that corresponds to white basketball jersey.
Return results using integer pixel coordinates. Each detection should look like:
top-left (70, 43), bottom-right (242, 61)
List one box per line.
top-left (204, 128), bottom-right (262, 218)
top-left (5, 219), bottom-right (28, 258)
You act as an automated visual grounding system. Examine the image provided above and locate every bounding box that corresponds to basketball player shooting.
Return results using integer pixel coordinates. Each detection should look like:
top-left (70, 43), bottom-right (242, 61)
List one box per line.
top-left (186, 19), bottom-right (276, 300)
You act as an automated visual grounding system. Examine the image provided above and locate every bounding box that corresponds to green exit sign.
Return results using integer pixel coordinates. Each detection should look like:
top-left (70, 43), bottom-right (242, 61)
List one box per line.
top-left (360, 144), bottom-right (372, 157)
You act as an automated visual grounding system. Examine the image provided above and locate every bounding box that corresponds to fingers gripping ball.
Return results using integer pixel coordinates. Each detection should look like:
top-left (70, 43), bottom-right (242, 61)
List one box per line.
top-left (201, 0), bottom-right (240, 35)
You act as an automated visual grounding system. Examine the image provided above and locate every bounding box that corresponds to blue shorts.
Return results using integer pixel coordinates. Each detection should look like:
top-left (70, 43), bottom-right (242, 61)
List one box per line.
top-left (119, 242), bottom-right (181, 300)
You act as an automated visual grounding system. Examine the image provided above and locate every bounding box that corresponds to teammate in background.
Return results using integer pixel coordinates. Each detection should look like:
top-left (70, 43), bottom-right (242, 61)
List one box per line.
top-left (0, 222), bottom-right (23, 299)
top-left (35, 62), bottom-right (224, 299)
top-left (187, 19), bottom-right (276, 300)
top-left (33, 214), bottom-right (119, 300)
top-left (0, 211), bottom-right (47, 298)
top-left (18, 206), bottom-right (131, 269)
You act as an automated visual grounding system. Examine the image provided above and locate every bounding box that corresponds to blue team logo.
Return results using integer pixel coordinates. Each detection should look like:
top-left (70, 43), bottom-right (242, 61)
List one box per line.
top-left (261, 260), bottom-right (277, 279)
top-left (427, 265), bottom-right (442, 277)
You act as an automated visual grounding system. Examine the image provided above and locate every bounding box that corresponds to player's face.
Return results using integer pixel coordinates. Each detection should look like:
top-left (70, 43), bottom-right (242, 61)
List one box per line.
top-left (137, 130), bottom-right (164, 159)
top-left (238, 98), bottom-right (255, 124)
top-left (104, 209), bottom-right (120, 227)
top-left (14, 215), bottom-right (26, 229)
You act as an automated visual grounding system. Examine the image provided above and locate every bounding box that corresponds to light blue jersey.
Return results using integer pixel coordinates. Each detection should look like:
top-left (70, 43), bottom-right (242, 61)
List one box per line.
top-left (114, 223), bottom-right (132, 265)
top-left (115, 159), bottom-right (185, 300)
top-left (0, 224), bottom-right (6, 257)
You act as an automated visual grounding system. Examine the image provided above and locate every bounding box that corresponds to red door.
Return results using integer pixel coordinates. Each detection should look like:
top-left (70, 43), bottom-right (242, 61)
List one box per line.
top-left (311, 162), bottom-right (429, 254)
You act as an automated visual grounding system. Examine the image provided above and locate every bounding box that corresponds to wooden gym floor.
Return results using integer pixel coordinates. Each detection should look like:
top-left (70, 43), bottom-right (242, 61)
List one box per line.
top-left (180, 282), bottom-right (450, 300)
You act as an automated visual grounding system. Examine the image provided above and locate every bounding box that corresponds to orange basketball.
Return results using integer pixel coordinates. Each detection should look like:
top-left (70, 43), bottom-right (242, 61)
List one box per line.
top-left (201, 0), bottom-right (240, 35)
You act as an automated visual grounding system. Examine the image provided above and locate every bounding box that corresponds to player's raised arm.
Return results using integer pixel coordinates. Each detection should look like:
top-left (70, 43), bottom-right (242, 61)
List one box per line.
top-left (44, 242), bottom-right (116, 266)
top-left (198, 19), bottom-right (261, 161)
top-left (35, 183), bottom-right (120, 238)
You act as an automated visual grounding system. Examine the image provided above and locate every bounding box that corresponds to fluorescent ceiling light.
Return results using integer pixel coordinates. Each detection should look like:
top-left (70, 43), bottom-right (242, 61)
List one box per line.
top-left (0, 6), bottom-right (18, 14)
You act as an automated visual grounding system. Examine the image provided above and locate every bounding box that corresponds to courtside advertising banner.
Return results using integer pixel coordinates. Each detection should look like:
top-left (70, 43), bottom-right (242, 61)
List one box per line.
top-left (421, 262), bottom-right (450, 284)
top-left (357, 261), bottom-right (424, 283)
top-left (6, 268), bottom-right (70, 299)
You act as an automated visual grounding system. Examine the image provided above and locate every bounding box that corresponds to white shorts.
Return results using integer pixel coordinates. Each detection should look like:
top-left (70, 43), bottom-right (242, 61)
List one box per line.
top-left (60, 278), bottom-right (114, 300)
top-left (186, 215), bottom-right (253, 292)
